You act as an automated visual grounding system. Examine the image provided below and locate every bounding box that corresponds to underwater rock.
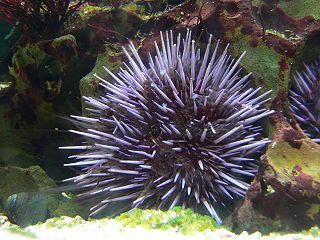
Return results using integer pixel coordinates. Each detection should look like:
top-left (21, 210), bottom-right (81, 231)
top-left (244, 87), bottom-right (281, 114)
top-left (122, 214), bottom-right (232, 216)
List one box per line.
top-left (183, 0), bottom-right (320, 232)
top-left (224, 198), bottom-right (282, 235)
top-left (9, 34), bottom-right (86, 103)
top-left (0, 33), bottom-right (95, 176)
top-left (229, 114), bottom-right (320, 232)
top-left (205, 0), bottom-right (320, 101)
top-left (0, 165), bottom-right (90, 226)
top-left (277, 0), bottom-right (320, 19)
top-left (72, 4), bottom-right (145, 54)
top-left (79, 43), bottom-right (125, 115)
top-left (4, 192), bottom-right (48, 228)
top-left (0, 165), bottom-right (59, 227)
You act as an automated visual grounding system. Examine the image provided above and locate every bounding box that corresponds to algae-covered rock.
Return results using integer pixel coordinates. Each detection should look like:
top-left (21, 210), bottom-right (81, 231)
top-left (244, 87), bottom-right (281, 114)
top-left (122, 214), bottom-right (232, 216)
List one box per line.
top-left (213, 0), bottom-right (319, 98)
top-left (79, 42), bottom-right (125, 115)
top-left (266, 138), bottom-right (320, 202)
top-left (187, 0), bottom-right (320, 232)
top-left (225, 198), bottom-right (282, 235)
top-left (0, 33), bottom-right (94, 173)
top-left (231, 117), bottom-right (320, 232)
top-left (226, 31), bottom-right (291, 98)
top-left (259, 130), bottom-right (320, 229)
top-left (4, 192), bottom-right (48, 228)
top-left (51, 194), bottom-right (90, 220)
top-left (0, 166), bottom-right (59, 226)
top-left (8, 34), bottom-right (89, 103)
top-left (0, 165), bottom-right (56, 201)
top-left (278, 0), bottom-right (320, 19)
top-left (0, 165), bottom-right (90, 227)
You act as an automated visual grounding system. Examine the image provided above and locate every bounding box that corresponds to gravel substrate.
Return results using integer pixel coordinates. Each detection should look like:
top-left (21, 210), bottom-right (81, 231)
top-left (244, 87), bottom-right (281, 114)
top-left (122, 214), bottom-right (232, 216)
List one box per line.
top-left (1, 214), bottom-right (319, 240)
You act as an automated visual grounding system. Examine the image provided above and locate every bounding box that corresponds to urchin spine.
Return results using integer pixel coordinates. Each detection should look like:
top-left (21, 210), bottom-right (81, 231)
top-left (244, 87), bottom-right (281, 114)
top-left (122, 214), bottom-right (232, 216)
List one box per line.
top-left (61, 30), bottom-right (274, 224)
top-left (289, 58), bottom-right (320, 142)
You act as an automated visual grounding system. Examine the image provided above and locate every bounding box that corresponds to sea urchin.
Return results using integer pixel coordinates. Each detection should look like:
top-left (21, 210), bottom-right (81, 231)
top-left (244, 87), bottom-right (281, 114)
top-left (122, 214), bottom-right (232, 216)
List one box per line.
top-left (61, 30), bottom-right (274, 224)
top-left (289, 58), bottom-right (320, 143)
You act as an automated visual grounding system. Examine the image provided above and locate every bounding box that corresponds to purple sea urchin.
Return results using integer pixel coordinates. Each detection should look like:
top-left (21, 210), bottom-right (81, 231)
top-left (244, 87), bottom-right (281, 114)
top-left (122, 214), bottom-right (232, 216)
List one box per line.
top-left (289, 58), bottom-right (320, 143)
top-left (61, 30), bottom-right (274, 224)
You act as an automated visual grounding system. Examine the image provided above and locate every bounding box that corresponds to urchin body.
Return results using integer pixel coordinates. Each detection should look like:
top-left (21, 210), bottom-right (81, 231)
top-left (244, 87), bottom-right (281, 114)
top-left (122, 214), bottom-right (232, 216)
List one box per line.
top-left (61, 30), bottom-right (274, 223)
top-left (289, 58), bottom-right (320, 143)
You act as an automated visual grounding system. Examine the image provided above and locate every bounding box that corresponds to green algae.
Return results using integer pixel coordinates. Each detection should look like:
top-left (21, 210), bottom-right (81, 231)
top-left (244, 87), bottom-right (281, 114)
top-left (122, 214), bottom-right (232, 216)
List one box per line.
top-left (279, 0), bottom-right (320, 19)
top-left (116, 207), bottom-right (222, 235)
top-left (225, 30), bottom-right (291, 98)
top-left (252, 0), bottom-right (320, 20)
